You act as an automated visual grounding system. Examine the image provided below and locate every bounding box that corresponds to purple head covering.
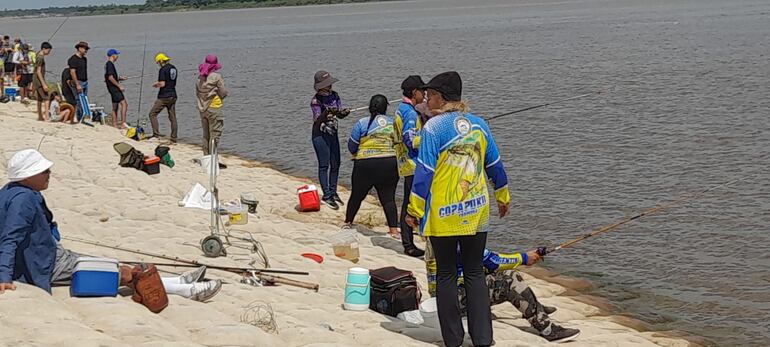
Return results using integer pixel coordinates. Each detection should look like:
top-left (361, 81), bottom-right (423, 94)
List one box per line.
top-left (199, 54), bottom-right (222, 77)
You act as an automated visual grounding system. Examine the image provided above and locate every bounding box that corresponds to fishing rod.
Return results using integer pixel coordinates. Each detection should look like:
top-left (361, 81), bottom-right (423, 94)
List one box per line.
top-left (62, 235), bottom-right (318, 290)
top-left (135, 34), bottom-right (148, 127)
top-left (349, 99), bottom-right (401, 113)
top-left (47, 16), bottom-right (69, 42)
top-left (120, 261), bottom-right (309, 276)
top-left (536, 174), bottom-right (752, 257)
top-left (484, 89), bottom-right (607, 122)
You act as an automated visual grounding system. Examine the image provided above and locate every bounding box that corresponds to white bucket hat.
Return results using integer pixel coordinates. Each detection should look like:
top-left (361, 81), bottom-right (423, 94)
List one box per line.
top-left (7, 149), bottom-right (53, 182)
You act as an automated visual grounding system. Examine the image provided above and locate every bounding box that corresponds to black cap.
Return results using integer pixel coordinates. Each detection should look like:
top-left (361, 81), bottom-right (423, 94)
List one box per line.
top-left (421, 71), bottom-right (462, 101)
top-left (401, 75), bottom-right (425, 92)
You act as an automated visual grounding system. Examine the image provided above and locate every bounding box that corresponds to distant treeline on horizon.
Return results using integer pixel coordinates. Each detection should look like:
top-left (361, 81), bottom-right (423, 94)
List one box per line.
top-left (1, 0), bottom-right (387, 18)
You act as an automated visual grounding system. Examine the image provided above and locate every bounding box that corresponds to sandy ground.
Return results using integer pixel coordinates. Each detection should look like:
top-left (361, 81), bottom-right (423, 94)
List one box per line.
top-left (0, 102), bottom-right (696, 347)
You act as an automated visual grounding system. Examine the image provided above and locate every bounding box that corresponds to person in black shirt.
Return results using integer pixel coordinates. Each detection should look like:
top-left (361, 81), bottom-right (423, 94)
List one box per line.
top-left (67, 42), bottom-right (91, 121)
top-left (104, 49), bottom-right (128, 129)
top-left (149, 52), bottom-right (178, 142)
top-left (60, 67), bottom-right (77, 106)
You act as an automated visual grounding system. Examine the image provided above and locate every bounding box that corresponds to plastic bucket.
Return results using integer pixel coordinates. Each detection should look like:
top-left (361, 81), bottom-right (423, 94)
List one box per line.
top-left (420, 297), bottom-right (440, 329)
top-left (329, 230), bottom-right (359, 263)
top-left (344, 267), bottom-right (370, 311)
top-left (200, 155), bottom-right (219, 175)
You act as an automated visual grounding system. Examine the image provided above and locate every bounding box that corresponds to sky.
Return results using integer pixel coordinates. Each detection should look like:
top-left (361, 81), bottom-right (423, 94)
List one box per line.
top-left (1, 0), bottom-right (144, 10)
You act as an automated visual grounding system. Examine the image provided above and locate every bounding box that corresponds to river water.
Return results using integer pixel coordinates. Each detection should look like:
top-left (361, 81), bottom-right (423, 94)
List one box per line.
top-left (4, 0), bottom-right (769, 345)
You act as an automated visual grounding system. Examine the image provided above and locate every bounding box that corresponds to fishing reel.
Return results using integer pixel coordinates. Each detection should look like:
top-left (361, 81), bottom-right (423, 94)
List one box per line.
top-left (536, 246), bottom-right (550, 260)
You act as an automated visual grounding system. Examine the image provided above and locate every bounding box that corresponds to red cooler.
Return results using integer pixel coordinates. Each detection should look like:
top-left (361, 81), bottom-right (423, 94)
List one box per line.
top-left (297, 185), bottom-right (320, 212)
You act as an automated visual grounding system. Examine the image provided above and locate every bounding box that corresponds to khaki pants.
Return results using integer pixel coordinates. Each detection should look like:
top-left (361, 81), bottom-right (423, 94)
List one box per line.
top-left (200, 107), bottom-right (224, 155)
top-left (149, 97), bottom-right (178, 140)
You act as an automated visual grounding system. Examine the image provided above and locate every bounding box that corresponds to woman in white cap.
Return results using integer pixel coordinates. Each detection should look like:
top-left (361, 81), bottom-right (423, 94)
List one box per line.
top-left (0, 150), bottom-right (222, 301)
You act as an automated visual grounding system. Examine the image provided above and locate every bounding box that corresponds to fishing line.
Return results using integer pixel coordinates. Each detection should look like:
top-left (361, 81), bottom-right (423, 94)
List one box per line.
top-left (484, 88), bottom-right (609, 122)
top-left (135, 34), bottom-right (148, 127)
top-left (47, 16), bottom-right (69, 42)
top-left (537, 173), bottom-right (754, 256)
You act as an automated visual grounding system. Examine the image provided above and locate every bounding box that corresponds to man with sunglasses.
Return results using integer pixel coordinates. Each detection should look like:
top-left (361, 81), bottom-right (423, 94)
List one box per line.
top-left (68, 42), bottom-right (91, 122)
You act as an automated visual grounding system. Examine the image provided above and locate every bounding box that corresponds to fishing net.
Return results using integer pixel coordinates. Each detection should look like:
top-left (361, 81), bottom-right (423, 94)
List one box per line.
top-left (241, 300), bottom-right (278, 334)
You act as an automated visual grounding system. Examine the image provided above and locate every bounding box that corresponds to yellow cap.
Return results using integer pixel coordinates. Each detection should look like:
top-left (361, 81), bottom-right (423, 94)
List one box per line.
top-left (154, 52), bottom-right (170, 63)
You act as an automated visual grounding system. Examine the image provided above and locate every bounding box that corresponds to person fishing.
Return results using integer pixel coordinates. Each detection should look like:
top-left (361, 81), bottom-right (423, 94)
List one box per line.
top-left (68, 41), bottom-right (91, 122)
top-left (195, 54), bottom-right (228, 168)
top-left (425, 242), bottom-right (581, 343)
top-left (343, 95), bottom-right (400, 238)
top-left (105, 48), bottom-right (129, 129)
top-left (148, 52), bottom-right (178, 142)
top-left (310, 70), bottom-right (349, 210)
top-left (0, 149), bottom-right (222, 301)
top-left (32, 42), bottom-right (53, 121)
top-left (406, 71), bottom-right (510, 347)
top-left (394, 75), bottom-right (427, 257)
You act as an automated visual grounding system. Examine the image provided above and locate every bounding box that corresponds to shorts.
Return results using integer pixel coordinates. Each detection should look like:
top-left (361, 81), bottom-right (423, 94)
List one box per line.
top-left (35, 87), bottom-right (49, 101)
top-left (3, 63), bottom-right (14, 73)
top-left (109, 90), bottom-right (125, 104)
top-left (19, 74), bottom-right (33, 88)
top-left (52, 243), bottom-right (85, 285)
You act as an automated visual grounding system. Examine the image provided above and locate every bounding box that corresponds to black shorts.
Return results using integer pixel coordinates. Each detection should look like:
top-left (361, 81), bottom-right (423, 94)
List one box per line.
top-left (19, 74), bottom-right (33, 88)
top-left (109, 90), bottom-right (125, 104)
top-left (3, 63), bottom-right (14, 73)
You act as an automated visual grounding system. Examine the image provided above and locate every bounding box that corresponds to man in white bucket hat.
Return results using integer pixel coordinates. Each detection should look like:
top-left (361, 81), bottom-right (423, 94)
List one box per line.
top-left (0, 149), bottom-right (222, 302)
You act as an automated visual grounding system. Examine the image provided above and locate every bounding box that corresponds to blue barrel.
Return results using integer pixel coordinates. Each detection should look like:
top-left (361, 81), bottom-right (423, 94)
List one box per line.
top-left (344, 267), bottom-right (370, 310)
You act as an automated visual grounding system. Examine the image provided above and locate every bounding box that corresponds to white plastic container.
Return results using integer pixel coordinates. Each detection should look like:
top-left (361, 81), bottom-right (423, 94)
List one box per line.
top-left (420, 297), bottom-right (440, 329)
top-left (71, 257), bottom-right (120, 297)
top-left (329, 230), bottom-right (359, 263)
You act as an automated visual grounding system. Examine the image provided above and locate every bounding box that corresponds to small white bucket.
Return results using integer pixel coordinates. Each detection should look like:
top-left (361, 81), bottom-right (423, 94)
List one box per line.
top-left (200, 155), bottom-right (219, 175)
top-left (420, 297), bottom-right (440, 329)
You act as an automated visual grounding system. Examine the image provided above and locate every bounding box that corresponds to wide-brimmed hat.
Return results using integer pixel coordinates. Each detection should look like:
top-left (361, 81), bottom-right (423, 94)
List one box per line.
top-left (75, 41), bottom-right (90, 50)
top-left (7, 149), bottom-right (53, 182)
top-left (313, 70), bottom-right (338, 91)
top-left (421, 71), bottom-right (462, 102)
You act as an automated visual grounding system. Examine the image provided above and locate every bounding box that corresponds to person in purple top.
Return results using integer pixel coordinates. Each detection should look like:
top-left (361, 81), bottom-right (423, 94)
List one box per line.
top-left (310, 70), bottom-right (349, 210)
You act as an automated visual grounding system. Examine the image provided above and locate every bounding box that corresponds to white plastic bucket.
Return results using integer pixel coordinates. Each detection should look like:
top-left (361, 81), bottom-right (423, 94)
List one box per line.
top-left (420, 297), bottom-right (440, 329)
top-left (344, 267), bottom-right (370, 311)
top-left (200, 155), bottom-right (219, 175)
top-left (329, 230), bottom-right (359, 262)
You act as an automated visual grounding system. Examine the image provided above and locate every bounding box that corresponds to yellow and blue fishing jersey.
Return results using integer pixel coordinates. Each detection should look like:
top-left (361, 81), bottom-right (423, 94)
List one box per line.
top-left (394, 99), bottom-right (422, 176)
top-left (408, 111), bottom-right (510, 237)
top-left (348, 114), bottom-right (397, 160)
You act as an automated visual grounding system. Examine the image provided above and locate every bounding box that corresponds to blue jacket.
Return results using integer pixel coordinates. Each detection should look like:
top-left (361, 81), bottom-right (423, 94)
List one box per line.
top-left (0, 183), bottom-right (58, 293)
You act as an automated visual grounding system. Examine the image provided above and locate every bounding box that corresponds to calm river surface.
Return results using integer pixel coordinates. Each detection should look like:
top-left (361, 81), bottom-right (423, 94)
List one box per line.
top-left (4, 0), bottom-right (769, 345)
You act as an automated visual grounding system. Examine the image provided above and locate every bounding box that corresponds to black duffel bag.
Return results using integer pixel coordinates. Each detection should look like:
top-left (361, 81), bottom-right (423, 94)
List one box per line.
top-left (369, 266), bottom-right (421, 317)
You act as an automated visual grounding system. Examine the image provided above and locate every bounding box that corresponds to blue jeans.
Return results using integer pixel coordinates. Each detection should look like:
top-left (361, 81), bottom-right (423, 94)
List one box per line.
top-left (312, 133), bottom-right (340, 200)
top-left (70, 81), bottom-right (91, 121)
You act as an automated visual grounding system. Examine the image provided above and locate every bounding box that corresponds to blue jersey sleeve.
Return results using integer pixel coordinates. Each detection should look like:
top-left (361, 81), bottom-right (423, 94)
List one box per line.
top-left (407, 125), bottom-right (439, 222)
top-left (348, 119), bottom-right (363, 155)
top-left (0, 193), bottom-right (37, 283)
top-left (481, 121), bottom-right (510, 204)
top-left (401, 106), bottom-right (420, 152)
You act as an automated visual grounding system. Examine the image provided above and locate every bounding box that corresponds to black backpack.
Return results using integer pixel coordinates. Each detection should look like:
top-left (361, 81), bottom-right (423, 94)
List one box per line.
top-left (369, 266), bottom-right (421, 317)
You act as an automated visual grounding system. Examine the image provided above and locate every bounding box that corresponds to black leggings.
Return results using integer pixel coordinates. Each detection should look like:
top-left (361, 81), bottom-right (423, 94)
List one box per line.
top-left (345, 157), bottom-right (399, 227)
top-left (431, 233), bottom-right (492, 347)
top-left (399, 175), bottom-right (417, 249)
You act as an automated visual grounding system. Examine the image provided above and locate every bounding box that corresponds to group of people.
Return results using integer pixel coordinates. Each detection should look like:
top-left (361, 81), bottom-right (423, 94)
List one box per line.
top-left (314, 70), bottom-right (580, 345)
top-left (0, 35), bottom-right (580, 343)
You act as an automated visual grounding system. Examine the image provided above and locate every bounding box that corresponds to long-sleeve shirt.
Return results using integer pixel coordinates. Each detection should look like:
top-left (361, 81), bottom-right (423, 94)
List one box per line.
top-left (348, 114), bottom-right (397, 160)
top-left (195, 72), bottom-right (228, 112)
top-left (311, 91), bottom-right (343, 137)
top-left (0, 183), bottom-right (58, 293)
top-left (394, 98), bottom-right (422, 177)
top-left (407, 111), bottom-right (510, 237)
top-left (426, 246), bottom-right (528, 296)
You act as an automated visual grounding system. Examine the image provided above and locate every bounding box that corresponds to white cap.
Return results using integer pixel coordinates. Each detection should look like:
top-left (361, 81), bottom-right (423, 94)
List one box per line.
top-left (7, 149), bottom-right (53, 182)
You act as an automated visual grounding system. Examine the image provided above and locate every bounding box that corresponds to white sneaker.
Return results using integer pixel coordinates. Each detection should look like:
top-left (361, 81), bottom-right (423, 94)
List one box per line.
top-left (188, 280), bottom-right (222, 302)
top-left (179, 266), bottom-right (207, 284)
